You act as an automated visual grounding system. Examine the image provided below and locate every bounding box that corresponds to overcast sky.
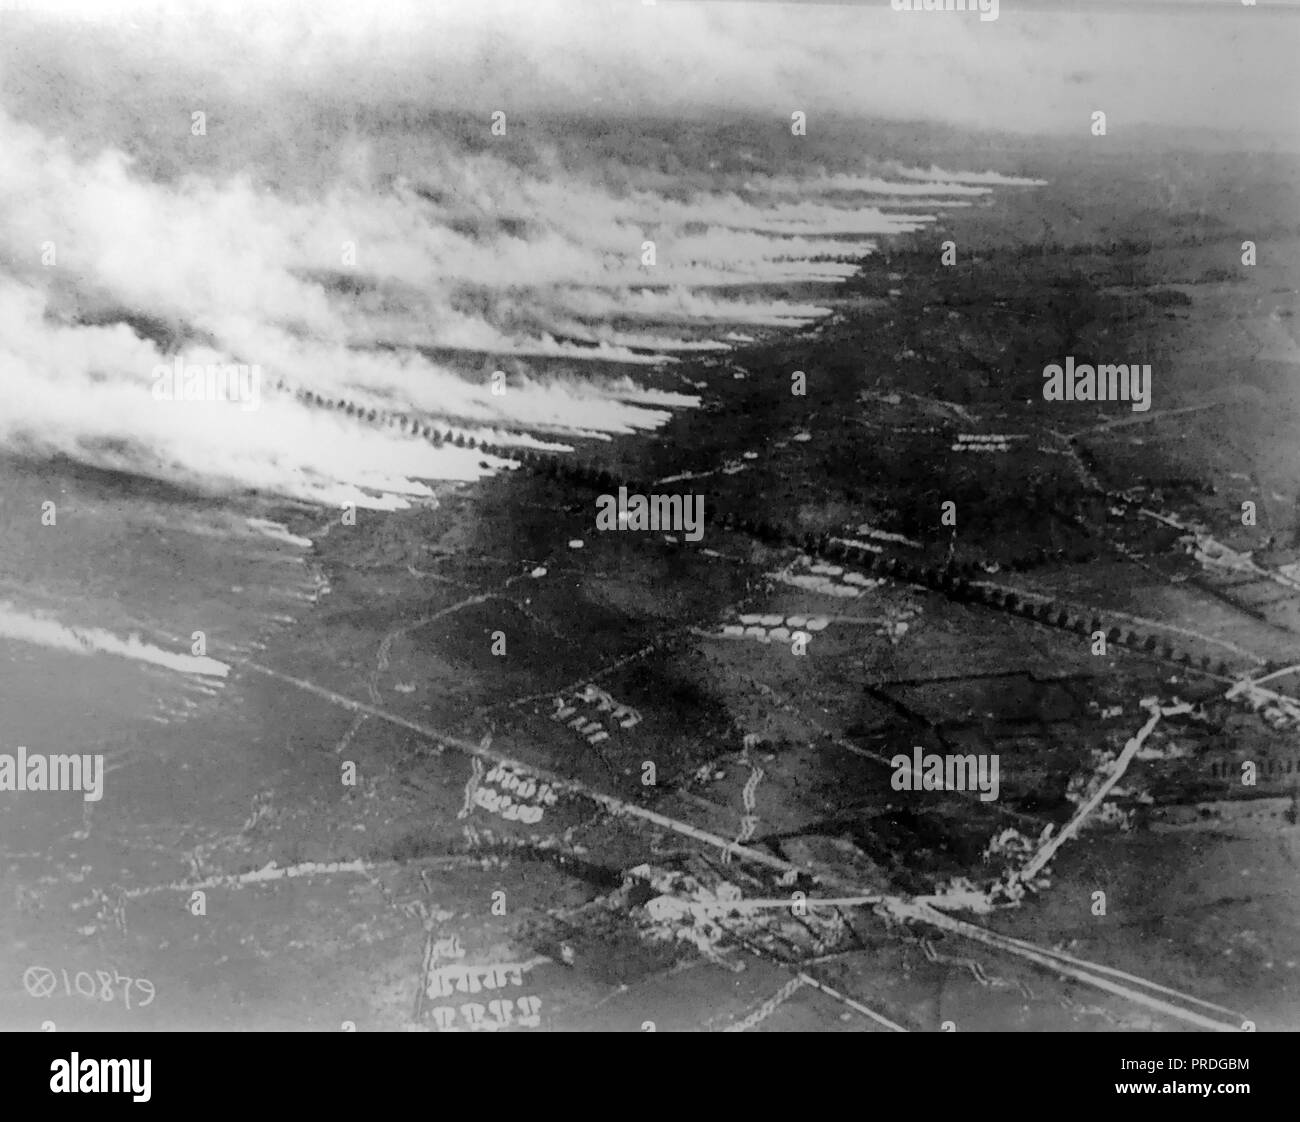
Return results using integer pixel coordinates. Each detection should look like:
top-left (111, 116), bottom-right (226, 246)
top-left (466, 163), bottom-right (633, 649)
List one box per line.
top-left (0, 0), bottom-right (1296, 144)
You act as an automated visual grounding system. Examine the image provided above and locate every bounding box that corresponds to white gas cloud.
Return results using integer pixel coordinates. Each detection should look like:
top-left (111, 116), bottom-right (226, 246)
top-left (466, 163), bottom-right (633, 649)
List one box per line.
top-left (6, 0), bottom-right (1186, 506)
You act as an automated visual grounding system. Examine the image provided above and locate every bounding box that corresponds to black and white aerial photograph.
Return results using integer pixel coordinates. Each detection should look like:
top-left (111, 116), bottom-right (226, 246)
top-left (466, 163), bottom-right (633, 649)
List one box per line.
top-left (1, 0), bottom-right (1297, 1051)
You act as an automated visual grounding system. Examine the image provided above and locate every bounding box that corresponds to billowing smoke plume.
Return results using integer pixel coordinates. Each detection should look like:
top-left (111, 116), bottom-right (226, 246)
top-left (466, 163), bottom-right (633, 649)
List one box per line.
top-left (19, 1), bottom-right (1239, 506)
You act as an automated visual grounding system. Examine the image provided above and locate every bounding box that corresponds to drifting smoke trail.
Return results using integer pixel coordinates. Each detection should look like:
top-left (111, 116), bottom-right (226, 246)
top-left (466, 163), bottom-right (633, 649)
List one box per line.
top-left (0, 0), bottom-right (1060, 509)
top-left (887, 165), bottom-right (1050, 187)
top-left (548, 325), bottom-right (732, 353)
top-left (0, 602), bottom-right (231, 677)
top-left (0, 109), bottom-right (732, 504)
top-left (0, 98), bottom-right (1024, 506)
top-left (552, 287), bottom-right (836, 328)
top-left (756, 173), bottom-right (996, 198)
